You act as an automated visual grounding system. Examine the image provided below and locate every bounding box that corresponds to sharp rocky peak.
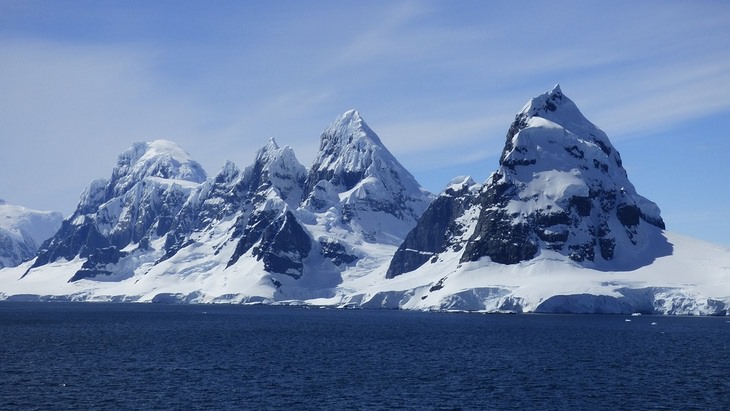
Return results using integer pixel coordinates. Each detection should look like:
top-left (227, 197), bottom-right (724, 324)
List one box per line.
top-left (216, 160), bottom-right (241, 180)
top-left (312, 110), bottom-right (385, 174)
top-left (474, 86), bottom-right (666, 266)
top-left (302, 109), bottom-right (433, 243)
top-left (501, 86), bottom-right (624, 183)
top-left (507, 84), bottom-right (613, 159)
top-left (257, 137), bottom-right (281, 158)
top-left (243, 138), bottom-right (306, 208)
top-left (319, 109), bottom-right (382, 149)
top-left (305, 109), bottom-right (399, 194)
top-left (253, 138), bottom-right (300, 170)
top-left (521, 84), bottom-right (566, 115)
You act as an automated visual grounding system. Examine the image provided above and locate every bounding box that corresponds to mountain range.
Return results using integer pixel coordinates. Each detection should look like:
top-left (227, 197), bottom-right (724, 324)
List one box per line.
top-left (2, 86), bottom-right (729, 315)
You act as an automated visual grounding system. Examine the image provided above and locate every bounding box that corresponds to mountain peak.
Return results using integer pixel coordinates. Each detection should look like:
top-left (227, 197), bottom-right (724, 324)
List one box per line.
top-left (519, 84), bottom-right (573, 117)
top-left (502, 87), bottom-right (622, 177)
top-left (111, 140), bottom-right (207, 194)
top-left (342, 108), bottom-right (360, 119)
top-left (339, 108), bottom-right (363, 124)
top-left (305, 110), bottom-right (409, 195)
top-left (478, 87), bottom-right (666, 267)
top-left (302, 109), bottom-right (433, 243)
top-left (140, 139), bottom-right (195, 163)
top-left (254, 137), bottom-right (283, 165)
top-left (319, 109), bottom-right (382, 149)
top-left (516, 85), bottom-right (609, 143)
top-left (253, 137), bottom-right (300, 169)
top-left (263, 137), bottom-right (280, 151)
top-left (245, 138), bottom-right (306, 208)
top-left (117, 140), bottom-right (199, 177)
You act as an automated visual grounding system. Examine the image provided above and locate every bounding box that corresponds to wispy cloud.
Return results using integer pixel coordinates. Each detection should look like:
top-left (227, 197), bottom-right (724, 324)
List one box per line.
top-left (582, 62), bottom-right (730, 139)
top-left (377, 113), bottom-right (506, 154)
top-left (1, 0), bottom-right (730, 246)
top-left (329, 1), bottom-right (435, 68)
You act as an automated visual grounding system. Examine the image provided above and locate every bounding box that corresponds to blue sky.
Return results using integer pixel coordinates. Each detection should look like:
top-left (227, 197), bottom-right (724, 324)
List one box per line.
top-left (1, 0), bottom-right (729, 246)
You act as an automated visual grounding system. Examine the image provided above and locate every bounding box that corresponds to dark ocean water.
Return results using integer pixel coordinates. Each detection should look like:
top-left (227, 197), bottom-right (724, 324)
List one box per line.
top-left (1, 303), bottom-right (729, 410)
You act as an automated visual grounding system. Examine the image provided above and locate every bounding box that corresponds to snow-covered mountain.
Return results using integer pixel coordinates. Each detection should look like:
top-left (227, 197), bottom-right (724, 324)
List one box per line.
top-left (363, 85), bottom-right (728, 314)
top-left (7, 111), bottom-right (433, 303)
top-left (301, 109), bottom-right (432, 244)
top-left (146, 111), bottom-right (432, 302)
top-left (163, 137), bottom-right (310, 275)
top-left (0, 200), bottom-right (62, 268)
top-left (3, 92), bottom-right (730, 315)
top-left (25, 140), bottom-right (207, 282)
top-left (388, 85), bottom-right (668, 278)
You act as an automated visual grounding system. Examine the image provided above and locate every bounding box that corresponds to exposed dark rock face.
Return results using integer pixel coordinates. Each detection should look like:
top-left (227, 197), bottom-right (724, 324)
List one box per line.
top-left (31, 221), bottom-right (111, 273)
top-left (69, 246), bottom-right (127, 282)
top-left (461, 214), bottom-right (538, 265)
top-left (386, 178), bottom-right (476, 278)
top-left (151, 138), bottom-right (311, 276)
top-left (319, 238), bottom-right (358, 266)
top-left (459, 177), bottom-right (539, 264)
top-left (227, 210), bottom-right (278, 268)
top-left (252, 211), bottom-right (311, 278)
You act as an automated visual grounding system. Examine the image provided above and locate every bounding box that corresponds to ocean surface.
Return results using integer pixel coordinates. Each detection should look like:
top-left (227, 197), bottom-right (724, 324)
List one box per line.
top-left (1, 302), bottom-right (729, 410)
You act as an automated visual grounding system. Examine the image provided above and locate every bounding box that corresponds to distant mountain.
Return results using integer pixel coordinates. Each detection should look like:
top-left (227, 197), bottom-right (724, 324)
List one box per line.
top-left (0, 200), bottom-right (62, 268)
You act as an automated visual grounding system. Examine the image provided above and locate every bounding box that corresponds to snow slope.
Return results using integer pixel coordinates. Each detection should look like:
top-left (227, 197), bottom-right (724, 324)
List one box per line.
top-left (2, 229), bottom-right (729, 315)
top-left (334, 231), bottom-right (730, 315)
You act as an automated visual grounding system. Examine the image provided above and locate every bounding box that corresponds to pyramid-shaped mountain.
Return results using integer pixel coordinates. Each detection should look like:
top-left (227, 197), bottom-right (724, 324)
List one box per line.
top-left (388, 85), bottom-right (669, 278)
top-left (302, 109), bottom-right (432, 245)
